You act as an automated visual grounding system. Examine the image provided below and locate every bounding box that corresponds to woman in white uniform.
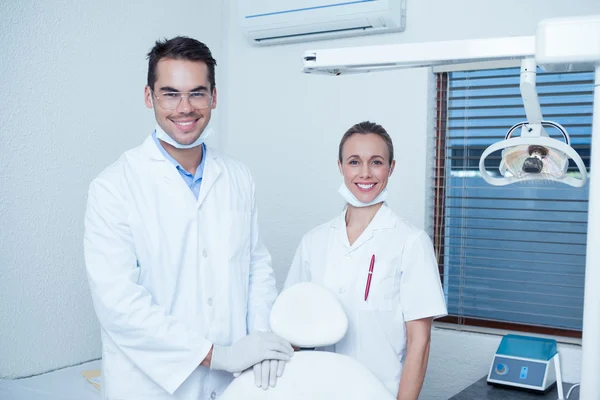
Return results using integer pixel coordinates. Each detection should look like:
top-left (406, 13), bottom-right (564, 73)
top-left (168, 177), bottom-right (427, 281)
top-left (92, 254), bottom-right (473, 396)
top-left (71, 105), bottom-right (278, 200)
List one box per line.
top-left (284, 121), bottom-right (447, 400)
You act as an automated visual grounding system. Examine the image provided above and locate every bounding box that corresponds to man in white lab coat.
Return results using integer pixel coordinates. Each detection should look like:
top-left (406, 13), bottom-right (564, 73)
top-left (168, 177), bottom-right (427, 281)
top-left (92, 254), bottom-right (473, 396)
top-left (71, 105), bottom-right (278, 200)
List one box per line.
top-left (83, 37), bottom-right (293, 400)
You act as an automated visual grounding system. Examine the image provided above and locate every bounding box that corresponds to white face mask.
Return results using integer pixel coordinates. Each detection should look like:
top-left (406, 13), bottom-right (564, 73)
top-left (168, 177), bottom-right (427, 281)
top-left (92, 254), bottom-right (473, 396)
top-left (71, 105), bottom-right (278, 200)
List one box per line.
top-left (151, 97), bottom-right (215, 149)
top-left (338, 179), bottom-right (388, 208)
top-left (154, 123), bottom-right (215, 149)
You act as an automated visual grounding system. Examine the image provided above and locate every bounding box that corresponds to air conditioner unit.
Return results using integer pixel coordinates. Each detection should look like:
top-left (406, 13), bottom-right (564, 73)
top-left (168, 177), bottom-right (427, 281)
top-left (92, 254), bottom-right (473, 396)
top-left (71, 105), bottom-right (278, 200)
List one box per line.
top-left (240, 0), bottom-right (406, 46)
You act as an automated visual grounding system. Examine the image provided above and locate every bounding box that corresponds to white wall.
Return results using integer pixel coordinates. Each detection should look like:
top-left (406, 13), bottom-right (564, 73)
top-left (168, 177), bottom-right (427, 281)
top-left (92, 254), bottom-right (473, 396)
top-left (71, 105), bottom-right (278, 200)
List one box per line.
top-left (221, 1), bottom-right (600, 398)
top-left (0, 1), bottom-right (226, 378)
top-left (1, 0), bottom-right (597, 394)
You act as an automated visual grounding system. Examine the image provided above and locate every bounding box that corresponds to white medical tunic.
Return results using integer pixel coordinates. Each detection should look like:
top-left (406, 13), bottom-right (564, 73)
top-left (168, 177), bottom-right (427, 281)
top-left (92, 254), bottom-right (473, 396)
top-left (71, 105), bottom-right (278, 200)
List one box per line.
top-left (84, 135), bottom-right (277, 400)
top-left (284, 203), bottom-right (447, 395)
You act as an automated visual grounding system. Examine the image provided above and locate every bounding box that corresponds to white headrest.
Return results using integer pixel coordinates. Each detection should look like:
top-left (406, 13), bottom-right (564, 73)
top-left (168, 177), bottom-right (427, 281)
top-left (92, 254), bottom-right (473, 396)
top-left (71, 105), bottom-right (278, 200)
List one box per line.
top-left (269, 282), bottom-right (348, 348)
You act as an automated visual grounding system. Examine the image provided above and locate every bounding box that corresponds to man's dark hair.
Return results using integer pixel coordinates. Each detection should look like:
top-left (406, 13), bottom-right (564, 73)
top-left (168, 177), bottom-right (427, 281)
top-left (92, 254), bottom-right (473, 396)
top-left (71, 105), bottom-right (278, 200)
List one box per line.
top-left (147, 36), bottom-right (217, 91)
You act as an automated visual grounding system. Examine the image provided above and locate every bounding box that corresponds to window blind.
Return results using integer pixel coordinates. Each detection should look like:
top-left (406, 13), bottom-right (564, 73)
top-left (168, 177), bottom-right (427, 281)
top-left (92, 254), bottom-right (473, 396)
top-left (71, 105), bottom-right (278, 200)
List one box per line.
top-left (429, 67), bottom-right (594, 335)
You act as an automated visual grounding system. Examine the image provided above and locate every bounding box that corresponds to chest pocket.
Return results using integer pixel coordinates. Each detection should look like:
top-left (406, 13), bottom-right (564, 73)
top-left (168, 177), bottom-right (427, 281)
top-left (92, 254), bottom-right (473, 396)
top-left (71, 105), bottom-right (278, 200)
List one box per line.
top-left (357, 258), bottom-right (399, 312)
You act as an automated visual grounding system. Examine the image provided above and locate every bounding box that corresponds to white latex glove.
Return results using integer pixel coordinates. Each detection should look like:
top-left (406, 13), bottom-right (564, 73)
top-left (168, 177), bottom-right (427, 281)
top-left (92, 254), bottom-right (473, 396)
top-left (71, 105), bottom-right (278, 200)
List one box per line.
top-left (211, 332), bottom-right (293, 374)
top-left (233, 359), bottom-right (286, 389)
top-left (255, 359), bottom-right (287, 389)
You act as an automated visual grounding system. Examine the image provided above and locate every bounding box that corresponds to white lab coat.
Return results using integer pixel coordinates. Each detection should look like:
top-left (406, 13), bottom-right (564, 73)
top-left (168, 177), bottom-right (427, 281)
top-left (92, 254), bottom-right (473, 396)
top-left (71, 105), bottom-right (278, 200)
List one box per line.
top-left (84, 135), bottom-right (277, 400)
top-left (284, 203), bottom-right (447, 395)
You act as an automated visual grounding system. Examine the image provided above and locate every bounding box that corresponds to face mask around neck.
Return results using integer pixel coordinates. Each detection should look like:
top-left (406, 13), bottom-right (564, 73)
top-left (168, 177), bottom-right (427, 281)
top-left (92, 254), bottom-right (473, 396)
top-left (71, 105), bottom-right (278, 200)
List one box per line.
top-left (154, 123), bottom-right (215, 149)
top-left (338, 179), bottom-right (388, 207)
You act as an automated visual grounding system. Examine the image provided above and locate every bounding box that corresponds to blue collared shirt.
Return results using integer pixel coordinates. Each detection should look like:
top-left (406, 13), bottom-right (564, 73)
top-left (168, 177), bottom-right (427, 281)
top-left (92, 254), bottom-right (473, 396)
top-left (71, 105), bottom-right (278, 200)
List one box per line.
top-left (152, 131), bottom-right (206, 199)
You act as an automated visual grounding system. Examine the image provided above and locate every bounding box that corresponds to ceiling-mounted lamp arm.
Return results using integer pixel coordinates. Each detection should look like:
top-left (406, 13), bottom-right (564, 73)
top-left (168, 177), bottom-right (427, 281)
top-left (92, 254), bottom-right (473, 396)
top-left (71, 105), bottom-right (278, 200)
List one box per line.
top-left (302, 36), bottom-right (536, 75)
top-left (520, 58), bottom-right (544, 128)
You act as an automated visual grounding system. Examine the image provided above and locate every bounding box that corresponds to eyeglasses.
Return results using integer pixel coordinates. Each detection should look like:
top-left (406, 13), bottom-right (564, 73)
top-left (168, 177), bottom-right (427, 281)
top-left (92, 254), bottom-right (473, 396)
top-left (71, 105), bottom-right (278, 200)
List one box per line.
top-left (152, 90), bottom-right (213, 110)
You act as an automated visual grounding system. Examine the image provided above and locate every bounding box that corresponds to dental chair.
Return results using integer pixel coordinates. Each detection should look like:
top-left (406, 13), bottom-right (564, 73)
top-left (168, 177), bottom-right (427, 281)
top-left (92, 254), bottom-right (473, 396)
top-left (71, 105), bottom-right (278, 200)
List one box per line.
top-left (220, 282), bottom-right (395, 400)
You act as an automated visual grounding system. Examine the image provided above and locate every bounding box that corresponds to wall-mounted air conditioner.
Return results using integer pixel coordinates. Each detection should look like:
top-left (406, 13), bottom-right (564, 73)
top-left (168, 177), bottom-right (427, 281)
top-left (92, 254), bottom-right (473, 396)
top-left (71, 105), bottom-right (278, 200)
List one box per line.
top-left (240, 0), bottom-right (407, 46)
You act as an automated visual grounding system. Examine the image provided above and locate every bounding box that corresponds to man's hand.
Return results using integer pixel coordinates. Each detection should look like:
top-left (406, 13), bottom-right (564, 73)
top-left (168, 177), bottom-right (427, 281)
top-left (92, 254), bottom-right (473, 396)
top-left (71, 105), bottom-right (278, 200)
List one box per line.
top-left (233, 359), bottom-right (287, 389)
top-left (253, 359), bottom-right (286, 389)
top-left (210, 332), bottom-right (293, 374)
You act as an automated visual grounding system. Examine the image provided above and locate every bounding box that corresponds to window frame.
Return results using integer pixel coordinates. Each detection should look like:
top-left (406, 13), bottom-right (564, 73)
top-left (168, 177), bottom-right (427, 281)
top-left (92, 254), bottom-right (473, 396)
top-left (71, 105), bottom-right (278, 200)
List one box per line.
top-left (430, 65), bottom-right (591, 339)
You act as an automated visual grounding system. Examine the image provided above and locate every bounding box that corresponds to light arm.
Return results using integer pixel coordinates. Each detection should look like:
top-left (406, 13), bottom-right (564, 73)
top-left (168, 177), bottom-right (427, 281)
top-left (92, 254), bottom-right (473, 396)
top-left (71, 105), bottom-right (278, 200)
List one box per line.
top-left (520, 57), bottom-right (544, 126)
top-left (302, 36), bottom-right (535, 75)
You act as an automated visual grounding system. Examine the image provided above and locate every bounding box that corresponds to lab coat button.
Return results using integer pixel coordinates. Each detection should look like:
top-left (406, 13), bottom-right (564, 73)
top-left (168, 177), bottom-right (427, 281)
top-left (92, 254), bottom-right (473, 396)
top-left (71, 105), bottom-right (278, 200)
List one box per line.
top-left (210, 391), bottom-right (217, 399)
top-left (338, 287), bottom-right (347, 294)
top-left (207, 298), bottom-right (213, 306)
top-left (203, 249), bottom-right (208, 258)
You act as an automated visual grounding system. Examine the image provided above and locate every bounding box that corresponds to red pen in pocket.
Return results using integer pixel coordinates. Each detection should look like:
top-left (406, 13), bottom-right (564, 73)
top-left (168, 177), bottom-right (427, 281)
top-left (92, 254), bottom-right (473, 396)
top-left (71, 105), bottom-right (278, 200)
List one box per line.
top-left (364, 254), bottom-right (375, 301)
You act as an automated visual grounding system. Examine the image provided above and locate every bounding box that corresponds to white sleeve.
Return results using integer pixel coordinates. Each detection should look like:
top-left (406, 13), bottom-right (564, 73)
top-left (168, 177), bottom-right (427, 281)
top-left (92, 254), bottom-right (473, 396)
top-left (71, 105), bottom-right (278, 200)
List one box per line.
top-left (246, 178), bottom-right (278, 333)
top-left (283, 237), bottom-right (312, 290)
top-left (84, 179), bottom-right (212, 395)
top-left (399, 231), bottom-right (448, 322)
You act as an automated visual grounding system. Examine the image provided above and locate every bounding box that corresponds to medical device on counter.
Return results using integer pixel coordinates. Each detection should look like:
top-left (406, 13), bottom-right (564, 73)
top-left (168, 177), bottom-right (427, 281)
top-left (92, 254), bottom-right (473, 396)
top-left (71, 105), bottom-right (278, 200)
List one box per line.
top-left (487, 334), bottom-right (564, 399)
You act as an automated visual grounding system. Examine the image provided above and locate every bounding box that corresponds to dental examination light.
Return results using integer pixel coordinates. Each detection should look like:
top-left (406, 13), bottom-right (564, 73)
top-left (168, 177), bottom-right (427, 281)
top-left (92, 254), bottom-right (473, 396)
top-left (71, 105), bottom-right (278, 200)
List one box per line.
top-left (301, 14), bottom-right (600, 400)
top-left (478, 57), bottom-right (588, 187)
